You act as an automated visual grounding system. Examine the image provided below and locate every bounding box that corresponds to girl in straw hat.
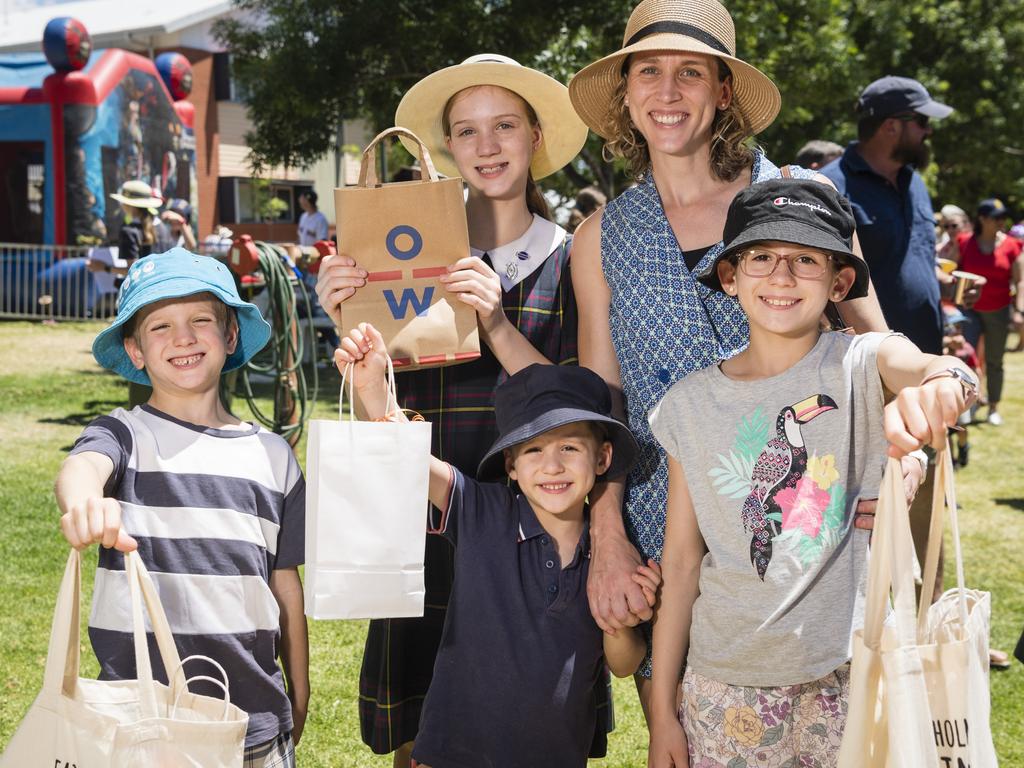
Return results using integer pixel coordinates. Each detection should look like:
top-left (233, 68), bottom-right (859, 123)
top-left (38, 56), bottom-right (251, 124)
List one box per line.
top-left (566, 0), bottom-right (888, 717)
top-left (315, 54), bottom-right (598, 766)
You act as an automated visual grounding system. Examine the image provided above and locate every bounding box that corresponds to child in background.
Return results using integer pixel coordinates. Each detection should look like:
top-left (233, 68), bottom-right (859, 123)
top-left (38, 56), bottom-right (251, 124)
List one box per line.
top-left (335, 323), bottom-right (658, 768)
top-left (943, 307), bottom-right (980, 467)
top-left (54, 249), bottom-right (308, 767)
top-left (647, 179), bottom-right (976, 767)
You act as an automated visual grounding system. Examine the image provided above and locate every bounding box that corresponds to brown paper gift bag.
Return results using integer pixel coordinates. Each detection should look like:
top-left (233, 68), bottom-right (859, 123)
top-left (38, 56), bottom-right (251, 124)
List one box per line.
top-left (335, 127), bottom-right (480, 371)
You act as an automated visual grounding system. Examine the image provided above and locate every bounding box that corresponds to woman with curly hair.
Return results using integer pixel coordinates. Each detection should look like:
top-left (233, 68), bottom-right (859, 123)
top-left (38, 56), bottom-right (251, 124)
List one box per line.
top-left (566, 0), bottom-right (888, 717)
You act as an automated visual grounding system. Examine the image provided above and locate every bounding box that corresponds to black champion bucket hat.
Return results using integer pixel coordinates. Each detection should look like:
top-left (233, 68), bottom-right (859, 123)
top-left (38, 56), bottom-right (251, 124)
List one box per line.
top-left (476, 364), bottom-right (639, 482)
top-left (698, 178), bottom-right (871, 301)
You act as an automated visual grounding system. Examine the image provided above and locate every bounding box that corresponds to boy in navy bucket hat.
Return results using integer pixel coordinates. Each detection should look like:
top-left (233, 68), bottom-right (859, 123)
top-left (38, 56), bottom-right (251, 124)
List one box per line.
top-left (55, 248), bottom-right (310, 764)
top-left (647, 179), bottom-right (980, 766)
top-left (335, 322), bottom-right (657, 768)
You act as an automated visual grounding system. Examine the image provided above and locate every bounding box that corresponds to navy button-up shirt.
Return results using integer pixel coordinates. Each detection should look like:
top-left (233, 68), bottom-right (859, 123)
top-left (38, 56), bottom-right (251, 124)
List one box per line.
top-left (413, 469), bottom-right (603, 768)
top-left (821, 143), bottom-right (943, 353)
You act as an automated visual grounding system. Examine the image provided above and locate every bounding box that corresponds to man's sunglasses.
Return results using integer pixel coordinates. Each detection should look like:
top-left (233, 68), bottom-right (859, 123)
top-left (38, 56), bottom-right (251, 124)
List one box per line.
top-left (894, 113), bottom-right (930, 128)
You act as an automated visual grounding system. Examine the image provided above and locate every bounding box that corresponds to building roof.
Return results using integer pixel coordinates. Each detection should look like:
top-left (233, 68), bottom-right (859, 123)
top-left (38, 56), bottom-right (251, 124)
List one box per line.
top-left (0, 0), bottom-right (233, 53)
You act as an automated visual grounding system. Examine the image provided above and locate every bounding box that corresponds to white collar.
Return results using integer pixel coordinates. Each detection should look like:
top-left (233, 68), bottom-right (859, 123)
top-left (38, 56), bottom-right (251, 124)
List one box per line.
top-left (470, 214), bottom-right (566, 291)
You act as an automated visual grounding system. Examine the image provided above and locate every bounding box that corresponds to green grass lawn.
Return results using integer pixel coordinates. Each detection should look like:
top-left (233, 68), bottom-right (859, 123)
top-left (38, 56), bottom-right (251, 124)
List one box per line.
top-left (0, 320), bottom-right (1021, 766)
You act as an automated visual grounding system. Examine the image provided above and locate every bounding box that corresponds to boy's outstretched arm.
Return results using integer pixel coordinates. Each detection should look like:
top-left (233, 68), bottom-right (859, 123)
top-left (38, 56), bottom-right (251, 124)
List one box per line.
top-left (876, 334), bottom-right (977, 457)
top-left (334, 323), bottom-right (455, 514)
top-left (271, 568), bottom-right (309, 745)
top-left (55, 451), bottom-right (137, 551)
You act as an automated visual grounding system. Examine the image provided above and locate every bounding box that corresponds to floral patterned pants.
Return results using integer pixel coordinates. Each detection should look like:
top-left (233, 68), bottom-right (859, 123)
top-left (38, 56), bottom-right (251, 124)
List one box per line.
top-left (680, 665), bottom-right (849, 768)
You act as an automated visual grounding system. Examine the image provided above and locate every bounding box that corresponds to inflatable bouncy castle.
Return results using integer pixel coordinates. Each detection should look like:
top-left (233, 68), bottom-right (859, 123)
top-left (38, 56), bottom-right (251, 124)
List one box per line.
top-left (0, 17), bottom-right (197, 246)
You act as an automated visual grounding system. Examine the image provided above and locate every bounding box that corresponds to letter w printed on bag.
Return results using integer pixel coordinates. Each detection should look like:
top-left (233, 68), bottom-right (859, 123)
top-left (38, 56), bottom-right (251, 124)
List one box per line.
top-left (383, 287), bottom-right (434, 319)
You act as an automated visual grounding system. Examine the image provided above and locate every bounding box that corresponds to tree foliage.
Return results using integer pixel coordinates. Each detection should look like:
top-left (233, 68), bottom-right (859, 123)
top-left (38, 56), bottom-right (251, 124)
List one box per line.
top-left (216, 0), bottom-right (1024, 212)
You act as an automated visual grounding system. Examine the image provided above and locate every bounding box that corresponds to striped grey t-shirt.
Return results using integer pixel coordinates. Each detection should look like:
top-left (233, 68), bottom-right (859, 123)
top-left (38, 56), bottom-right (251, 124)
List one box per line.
top-left (70, 404), bottom-right (305, 746)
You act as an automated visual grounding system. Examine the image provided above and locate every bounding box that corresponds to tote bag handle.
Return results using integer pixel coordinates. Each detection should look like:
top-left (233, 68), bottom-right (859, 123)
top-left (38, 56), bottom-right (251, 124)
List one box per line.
top-left (42, 550), bottom-right (187, 716)
top-left (917, 443), bottom-right (970, 636)
top-left (358, 127), bottom-right (440, 187)
top-left (861, 456), bottom-right (921, 651)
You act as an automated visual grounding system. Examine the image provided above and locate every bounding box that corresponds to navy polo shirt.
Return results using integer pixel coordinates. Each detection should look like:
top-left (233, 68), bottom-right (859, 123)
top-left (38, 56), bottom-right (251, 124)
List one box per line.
top-left (820, 143), bottom-right (943, 353)
top-left (411, 468), bottom-right (604, 768)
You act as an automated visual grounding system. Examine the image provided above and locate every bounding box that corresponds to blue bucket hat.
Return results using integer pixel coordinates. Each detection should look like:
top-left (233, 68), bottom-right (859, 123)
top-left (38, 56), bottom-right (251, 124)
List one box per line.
top-left (92, 248), bottom-right (271, 385)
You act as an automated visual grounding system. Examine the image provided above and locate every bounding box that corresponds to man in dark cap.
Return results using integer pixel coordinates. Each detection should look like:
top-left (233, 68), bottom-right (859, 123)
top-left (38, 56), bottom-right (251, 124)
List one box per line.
top-left (821, 76), bottom-right (953, 604)
top-left (821, 75), bottom-right (952, 355)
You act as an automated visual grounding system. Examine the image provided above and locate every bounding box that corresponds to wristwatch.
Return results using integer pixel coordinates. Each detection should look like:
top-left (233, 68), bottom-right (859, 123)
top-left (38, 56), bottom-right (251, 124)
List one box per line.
top-left (920, 367), bottom-right (979, 406)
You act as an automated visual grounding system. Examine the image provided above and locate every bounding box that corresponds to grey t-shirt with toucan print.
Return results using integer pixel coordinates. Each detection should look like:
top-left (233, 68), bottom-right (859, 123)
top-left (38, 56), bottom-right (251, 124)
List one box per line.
top-left (649, 331), bottom-right (892, 687)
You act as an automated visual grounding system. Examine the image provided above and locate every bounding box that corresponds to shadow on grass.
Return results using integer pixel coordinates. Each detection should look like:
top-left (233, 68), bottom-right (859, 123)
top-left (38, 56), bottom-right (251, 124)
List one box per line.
top-left (39, 399), bottom-right (127, 430)
top-left (993, 498), bottom-right (1024, 512)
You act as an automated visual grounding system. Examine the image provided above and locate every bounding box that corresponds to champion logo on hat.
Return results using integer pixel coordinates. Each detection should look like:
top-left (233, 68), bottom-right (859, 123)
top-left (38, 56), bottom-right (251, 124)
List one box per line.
top-left (772, 196), bottom-right (832, 216)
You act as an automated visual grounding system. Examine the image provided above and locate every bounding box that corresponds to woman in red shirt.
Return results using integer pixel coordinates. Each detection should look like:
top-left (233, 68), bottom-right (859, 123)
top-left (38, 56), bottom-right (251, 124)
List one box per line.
top-left (947, 198), bottom-right (1024, 425)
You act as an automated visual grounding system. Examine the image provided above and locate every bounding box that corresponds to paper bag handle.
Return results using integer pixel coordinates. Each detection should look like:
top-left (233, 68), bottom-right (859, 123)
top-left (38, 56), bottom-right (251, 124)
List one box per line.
top-left (168, 655), bottom-right (234, 721)
top-left (916, 443), bottom-right (969, 635)
top-left (358, 127), bottom-right (440, 187)
top-left (338, 353), bottom-right (398, 422)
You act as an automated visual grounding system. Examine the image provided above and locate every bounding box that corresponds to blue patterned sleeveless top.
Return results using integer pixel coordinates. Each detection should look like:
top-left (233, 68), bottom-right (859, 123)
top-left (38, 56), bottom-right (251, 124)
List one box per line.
top-left (602, 152), bottom-right (817, 564)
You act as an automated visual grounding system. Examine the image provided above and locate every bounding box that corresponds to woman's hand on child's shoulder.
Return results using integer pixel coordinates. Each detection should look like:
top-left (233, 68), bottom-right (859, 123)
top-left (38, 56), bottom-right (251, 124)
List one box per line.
top-left (60, 496), bottom-right (137, 552)
top-left (334, 323), bottom-right (389, 392)
top-left (884, 375), bottom-right (966, 458)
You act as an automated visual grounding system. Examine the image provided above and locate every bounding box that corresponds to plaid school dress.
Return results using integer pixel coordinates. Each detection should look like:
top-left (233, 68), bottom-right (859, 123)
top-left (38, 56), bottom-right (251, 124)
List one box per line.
top-left (358, 232), bottom-right (617, 755)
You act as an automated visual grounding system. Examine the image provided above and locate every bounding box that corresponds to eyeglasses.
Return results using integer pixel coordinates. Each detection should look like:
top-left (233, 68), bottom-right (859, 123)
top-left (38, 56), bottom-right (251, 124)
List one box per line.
top-left (894, 113), bottom-right (930, 128)
top-left (736, 249), bottom-right (833, 279)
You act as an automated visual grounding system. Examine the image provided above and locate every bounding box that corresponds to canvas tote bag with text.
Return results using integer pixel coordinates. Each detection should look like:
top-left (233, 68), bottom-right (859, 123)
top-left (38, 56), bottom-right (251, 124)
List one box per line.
top-left (839, 448), bottom-right (997, 767)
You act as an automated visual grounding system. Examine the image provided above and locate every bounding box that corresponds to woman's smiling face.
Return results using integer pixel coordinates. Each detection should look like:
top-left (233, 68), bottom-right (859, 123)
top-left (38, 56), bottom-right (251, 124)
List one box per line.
top-left (624, 51), bottom-right (730, 158)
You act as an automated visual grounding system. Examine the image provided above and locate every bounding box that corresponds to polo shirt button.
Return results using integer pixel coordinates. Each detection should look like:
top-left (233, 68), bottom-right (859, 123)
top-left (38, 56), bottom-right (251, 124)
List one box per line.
top-left (540, 536), bottom-right (549, 546)
top-left (657, 368), bottom-right (671, 384)
top-left (548, 584), bottom-right (558, 594)
top-left (545, 559), bottom-right (555, 569)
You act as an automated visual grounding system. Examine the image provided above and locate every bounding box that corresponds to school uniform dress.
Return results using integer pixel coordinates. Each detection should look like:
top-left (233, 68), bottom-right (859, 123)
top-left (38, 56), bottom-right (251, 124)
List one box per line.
top-left (358, 215), bottom-right (598, 753)
top-left (600, 152), bottom-right (816, 675)
top-left (411, 469), bottom-right (603, 768)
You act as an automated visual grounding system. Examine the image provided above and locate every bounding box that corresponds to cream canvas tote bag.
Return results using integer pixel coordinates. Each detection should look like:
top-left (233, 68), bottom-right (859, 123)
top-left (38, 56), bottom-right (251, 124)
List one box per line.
top-left (839, 449), bottom-right (997, 767)
top-left (1, 549), bottom-right (248, 767)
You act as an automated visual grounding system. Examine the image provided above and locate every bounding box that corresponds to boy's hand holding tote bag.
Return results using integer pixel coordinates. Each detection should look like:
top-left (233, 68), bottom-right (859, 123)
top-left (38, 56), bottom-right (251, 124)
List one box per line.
top-left (838, 447), bottom-right (997, 767)
top-left (335, 127), bottom-right (480, 371)
top-left (1, 549), bottom-right (248, 767)
top-left (304, 355), bottom-right (432, 619)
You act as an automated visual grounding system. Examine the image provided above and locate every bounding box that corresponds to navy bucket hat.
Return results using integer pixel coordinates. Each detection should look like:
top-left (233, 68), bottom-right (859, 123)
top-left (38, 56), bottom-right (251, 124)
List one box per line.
top-left (476, 364), bottom-right (639, 481)
top-left (92, 248), bottom-right (271, 385)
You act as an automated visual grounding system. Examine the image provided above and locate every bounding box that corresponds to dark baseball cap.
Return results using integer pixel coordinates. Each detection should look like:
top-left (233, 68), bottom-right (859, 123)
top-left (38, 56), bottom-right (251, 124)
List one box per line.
top-left (698, 178), bottom-right (870, 301)
top-left (856, 75), bottom-right (953, 119)
top-left (977, 198), bottom-right (1009, 219)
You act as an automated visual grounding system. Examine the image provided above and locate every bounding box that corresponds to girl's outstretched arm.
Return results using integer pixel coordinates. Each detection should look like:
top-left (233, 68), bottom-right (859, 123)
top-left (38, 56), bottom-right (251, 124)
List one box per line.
top-left (648, 456), bottom-right (704, 768)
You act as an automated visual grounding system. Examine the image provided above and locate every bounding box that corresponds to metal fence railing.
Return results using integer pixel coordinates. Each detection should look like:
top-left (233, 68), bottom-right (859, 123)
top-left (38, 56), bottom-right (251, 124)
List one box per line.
top-left (0, 242), bottom-right (117, 321)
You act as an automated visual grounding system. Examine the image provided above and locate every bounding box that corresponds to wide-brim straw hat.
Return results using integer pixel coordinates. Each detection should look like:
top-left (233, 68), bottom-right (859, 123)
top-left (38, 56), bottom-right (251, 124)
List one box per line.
top-left (110, 179), bottom-right (164, 212)
top-left (395, 54), bottom-right (588, 180)
top-left (569, 0), bottom-right (781, 138)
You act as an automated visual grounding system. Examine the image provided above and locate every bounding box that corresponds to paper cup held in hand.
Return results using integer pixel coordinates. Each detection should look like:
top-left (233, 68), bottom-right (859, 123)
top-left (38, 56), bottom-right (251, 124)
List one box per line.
top-left (951, 270), bottom-right (985, 305)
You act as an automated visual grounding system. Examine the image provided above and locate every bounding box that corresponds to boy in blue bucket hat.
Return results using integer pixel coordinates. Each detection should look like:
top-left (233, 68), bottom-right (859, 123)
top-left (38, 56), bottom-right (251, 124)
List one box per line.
top-left (54, 248), bottom-right (309, 766)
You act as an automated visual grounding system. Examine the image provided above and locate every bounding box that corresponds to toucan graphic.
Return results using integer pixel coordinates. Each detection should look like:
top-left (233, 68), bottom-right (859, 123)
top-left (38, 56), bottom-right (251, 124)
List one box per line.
top-left (740, 394), bottom-right (838, 580)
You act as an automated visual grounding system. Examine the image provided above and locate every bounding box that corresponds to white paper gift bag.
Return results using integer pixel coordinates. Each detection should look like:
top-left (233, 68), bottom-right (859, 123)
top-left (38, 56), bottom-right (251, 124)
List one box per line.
top-left (839, 448), bottom-right (997, 768)
top-left (1, 549), bottom-right (248, 767)
top-left (304, 355), bottom-right (431, 619)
